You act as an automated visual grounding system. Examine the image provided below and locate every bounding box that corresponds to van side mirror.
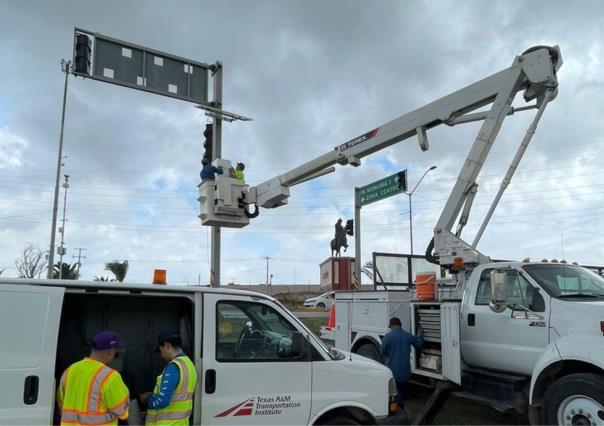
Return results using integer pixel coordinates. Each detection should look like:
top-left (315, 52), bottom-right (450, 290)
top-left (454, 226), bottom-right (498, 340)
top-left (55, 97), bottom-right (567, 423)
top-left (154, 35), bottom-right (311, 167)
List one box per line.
top-left (489, 270), bottom-right (508, 313)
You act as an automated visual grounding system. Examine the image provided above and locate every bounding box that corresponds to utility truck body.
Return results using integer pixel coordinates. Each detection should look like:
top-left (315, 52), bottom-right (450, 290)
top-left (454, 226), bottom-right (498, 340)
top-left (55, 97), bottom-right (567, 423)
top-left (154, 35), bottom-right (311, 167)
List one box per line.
top-left (327, 262), bottom-right (604, 424)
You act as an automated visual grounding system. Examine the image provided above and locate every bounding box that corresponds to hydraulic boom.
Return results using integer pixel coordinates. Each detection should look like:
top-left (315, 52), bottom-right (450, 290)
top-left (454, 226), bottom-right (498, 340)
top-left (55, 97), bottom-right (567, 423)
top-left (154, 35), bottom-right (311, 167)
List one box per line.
top-left (198, 46), bottom-right (562, 269)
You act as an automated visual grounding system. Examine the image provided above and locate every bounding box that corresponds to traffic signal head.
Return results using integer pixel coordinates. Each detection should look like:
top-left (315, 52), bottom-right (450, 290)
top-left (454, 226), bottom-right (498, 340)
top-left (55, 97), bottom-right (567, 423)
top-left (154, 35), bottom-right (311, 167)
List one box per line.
top-left (345, 219), bottom-right (354, 236)
top-left (203, 123), bottom-right (213, 161)
top-left (74, 34), bottom-right (92, 75)
top-left (396, 171), bottom-right (407, 191)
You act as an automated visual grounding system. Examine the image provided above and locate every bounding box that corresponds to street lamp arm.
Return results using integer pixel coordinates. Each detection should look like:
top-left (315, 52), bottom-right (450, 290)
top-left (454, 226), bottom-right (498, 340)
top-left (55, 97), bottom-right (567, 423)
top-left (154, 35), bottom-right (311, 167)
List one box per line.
top-left (408, 166), bottom-right (437, 196)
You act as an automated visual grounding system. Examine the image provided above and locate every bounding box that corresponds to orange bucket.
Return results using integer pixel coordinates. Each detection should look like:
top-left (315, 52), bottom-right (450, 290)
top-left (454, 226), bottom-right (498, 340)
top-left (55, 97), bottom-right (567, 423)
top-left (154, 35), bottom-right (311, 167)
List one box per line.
top-left (415, 272), bottom-right (436, 300)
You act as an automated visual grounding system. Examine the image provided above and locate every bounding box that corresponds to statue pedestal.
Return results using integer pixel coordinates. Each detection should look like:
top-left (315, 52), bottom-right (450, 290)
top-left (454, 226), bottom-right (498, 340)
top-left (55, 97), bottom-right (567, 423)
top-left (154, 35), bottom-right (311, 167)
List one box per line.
top-left (319, 257), bottom-right (356, 291)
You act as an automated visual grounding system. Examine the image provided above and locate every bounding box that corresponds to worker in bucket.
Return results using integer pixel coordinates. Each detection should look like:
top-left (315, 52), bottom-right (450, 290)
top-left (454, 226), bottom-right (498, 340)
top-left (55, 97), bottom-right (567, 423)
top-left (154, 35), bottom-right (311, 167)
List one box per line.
top-left (56, 330), bottom-right (130, 424)
top-left (229, 162), bottom-right (245, 181)
top-left (140, 331), bottom-right (198, 425)
top-left (200, 157), bottom-right (223, 182)
top-left (380, 317), bottom-right (423, 411)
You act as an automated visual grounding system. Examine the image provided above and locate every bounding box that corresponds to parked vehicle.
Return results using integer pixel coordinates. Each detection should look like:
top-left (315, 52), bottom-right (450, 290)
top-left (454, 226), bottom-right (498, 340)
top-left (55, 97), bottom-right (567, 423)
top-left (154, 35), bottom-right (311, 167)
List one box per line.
top-left (303, 292), bottom-right (335, 309)
top-left (0, 278), bottom-right (398, 425)
top-left (327, 262), bottom-right (604, 424)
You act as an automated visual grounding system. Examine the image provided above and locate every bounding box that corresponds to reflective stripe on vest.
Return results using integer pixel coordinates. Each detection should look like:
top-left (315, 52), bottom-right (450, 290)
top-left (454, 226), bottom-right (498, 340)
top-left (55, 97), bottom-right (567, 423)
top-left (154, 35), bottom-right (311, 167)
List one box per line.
top-left (146, 356), bottom-right (196, 425)
top-left (60, 409), bottom-right (116, 424)
top-left (87, 366), bottom-right (114, 412)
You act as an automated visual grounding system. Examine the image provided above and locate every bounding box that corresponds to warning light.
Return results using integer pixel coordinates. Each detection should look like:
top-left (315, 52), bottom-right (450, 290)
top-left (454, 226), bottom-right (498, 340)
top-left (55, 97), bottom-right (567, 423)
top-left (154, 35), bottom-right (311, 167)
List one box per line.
top-left (153, 269), bottom-right (167, 285)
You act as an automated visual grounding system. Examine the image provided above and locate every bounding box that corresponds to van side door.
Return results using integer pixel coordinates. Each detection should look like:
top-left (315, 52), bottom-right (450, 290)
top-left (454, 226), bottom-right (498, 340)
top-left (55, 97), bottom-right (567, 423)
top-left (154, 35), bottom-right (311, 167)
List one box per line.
top-left (201, 294), bottom-right (312, 425)
top-left (0, 284), bottom-right (64, 425)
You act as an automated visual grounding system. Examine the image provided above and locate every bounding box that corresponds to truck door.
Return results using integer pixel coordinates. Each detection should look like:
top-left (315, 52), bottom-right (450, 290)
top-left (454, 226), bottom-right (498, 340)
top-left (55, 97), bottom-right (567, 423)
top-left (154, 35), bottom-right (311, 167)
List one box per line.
top-left (460, 268), bottom-right (549, 374)
top-left (0, 284), bottom-right (64, 425)
top-left (201, 294), bottom-right (312, 425)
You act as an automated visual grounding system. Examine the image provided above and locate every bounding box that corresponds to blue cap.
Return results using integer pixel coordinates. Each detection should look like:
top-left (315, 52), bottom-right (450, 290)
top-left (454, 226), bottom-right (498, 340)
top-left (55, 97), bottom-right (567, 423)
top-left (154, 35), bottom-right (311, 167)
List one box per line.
top-left (155, 331), bottom-right (182, 352)
top-left (92, 331), bottom-right (126, 350)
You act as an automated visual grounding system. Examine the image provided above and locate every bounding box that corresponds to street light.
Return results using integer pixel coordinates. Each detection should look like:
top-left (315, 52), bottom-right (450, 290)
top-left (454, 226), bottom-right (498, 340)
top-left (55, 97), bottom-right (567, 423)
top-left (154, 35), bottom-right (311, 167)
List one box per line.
top-left (406, 166), bottom-right (437, 256)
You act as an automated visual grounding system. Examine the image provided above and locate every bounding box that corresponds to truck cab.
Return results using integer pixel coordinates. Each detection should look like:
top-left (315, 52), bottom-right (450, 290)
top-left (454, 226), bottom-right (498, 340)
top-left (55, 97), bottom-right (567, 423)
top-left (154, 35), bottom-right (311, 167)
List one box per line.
top-left (0, 278), bottom-right (396, 425)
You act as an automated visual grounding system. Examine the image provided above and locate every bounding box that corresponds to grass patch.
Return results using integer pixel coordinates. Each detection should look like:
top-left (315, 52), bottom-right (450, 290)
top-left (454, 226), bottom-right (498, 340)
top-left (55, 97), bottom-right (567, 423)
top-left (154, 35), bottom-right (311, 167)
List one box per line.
top-left (299, 317), bottom-right (328, 336)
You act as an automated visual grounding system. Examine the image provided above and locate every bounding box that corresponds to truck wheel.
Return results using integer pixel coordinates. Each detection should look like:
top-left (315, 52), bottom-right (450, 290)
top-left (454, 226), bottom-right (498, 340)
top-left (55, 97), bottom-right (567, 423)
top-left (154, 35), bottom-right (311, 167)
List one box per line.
top-left (355, 343), bottom-right (381, 363)
top-left (317, 303), bottom-right (326, 309)
top-left (542, 373), bottom-right (604, 426)
top-left (321, 415), bottom-right (361, 425)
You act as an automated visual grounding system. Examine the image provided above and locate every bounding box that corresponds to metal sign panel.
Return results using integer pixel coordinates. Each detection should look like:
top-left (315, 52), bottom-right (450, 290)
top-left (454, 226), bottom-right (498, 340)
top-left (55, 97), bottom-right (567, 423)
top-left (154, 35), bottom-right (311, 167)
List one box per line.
top-left (359, 170), bottom-right (406, 206)
top-left (73, 28), bottom-right (209, 105)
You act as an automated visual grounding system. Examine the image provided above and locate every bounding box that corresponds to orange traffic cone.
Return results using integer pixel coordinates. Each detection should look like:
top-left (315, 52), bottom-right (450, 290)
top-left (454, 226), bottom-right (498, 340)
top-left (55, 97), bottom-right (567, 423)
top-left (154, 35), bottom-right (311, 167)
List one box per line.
top-left (326, 303), bottom-right (336, 330)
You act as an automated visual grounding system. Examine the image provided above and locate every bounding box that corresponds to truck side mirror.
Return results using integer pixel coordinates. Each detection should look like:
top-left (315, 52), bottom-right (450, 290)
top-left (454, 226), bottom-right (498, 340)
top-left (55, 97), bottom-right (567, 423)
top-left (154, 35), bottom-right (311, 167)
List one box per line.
top-left (489, 270), bottom-right (508, 313)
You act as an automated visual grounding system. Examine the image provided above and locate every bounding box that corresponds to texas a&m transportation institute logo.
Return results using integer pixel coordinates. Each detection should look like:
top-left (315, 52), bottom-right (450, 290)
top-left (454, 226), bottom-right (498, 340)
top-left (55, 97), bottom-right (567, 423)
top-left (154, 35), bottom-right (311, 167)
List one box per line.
top-left (215, 395), bottom-right (301, 417)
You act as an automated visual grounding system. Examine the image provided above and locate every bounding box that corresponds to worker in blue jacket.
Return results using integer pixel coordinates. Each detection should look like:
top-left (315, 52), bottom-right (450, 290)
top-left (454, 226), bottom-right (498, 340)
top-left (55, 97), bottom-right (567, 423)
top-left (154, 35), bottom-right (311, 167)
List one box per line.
top-left (380, 317), bottom-right (424, 410)
top-left (200, 157), bottom-right (223, 182)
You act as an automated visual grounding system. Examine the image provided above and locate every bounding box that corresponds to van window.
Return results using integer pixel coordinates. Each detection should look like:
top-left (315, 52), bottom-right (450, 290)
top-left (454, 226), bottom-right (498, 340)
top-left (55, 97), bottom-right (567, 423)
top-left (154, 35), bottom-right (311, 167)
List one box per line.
top-left (216, 301), bottom-right (303, 362)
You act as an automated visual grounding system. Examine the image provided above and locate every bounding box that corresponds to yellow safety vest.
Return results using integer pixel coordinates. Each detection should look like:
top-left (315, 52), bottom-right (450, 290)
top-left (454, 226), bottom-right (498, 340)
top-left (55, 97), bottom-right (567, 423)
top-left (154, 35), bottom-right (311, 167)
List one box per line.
top-left (234, 170), bottom-right (245, 181)
top-left (56, 358), bottom-right (129, 426)
top-left (146, 355), bottom-right (197, 425)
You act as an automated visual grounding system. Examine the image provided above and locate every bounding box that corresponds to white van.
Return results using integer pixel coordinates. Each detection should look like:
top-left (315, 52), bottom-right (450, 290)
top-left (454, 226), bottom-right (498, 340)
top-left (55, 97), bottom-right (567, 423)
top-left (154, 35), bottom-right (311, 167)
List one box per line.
top-left (0, 279), bottom-right (397, 425)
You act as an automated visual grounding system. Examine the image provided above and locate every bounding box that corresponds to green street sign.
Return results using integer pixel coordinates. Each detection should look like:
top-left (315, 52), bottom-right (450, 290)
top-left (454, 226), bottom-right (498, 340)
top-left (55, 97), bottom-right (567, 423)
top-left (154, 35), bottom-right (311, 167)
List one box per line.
top-left (359, 170), bottom-right (407, 206)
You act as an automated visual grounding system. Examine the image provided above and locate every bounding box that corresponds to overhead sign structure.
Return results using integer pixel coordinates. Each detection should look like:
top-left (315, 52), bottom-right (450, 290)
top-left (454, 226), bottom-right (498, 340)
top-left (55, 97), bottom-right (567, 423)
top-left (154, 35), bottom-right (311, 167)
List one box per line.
top-left (358, 170), bottom-right (407, 206)
top-left (72, 28), bottom-right (210, 106)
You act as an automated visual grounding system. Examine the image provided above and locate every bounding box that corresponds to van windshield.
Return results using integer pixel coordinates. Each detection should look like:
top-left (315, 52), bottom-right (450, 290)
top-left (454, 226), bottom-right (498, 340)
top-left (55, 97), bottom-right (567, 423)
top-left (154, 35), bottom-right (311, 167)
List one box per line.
top-left (523, 264), bottom-right (604, 300)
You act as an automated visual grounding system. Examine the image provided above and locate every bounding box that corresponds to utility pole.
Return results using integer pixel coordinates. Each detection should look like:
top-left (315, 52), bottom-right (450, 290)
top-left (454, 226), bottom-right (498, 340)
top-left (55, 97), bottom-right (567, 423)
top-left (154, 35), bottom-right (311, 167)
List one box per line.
top-left (48, 59), bottom-right (72, 278)
top-left (264, 256), bottom-right (270, 286)
top-left (58, 175), bottom-right (70, 279)
top-left (72, 247), bottom-right (87, 279)
top-left (210, 63), bottom-right (223, 288)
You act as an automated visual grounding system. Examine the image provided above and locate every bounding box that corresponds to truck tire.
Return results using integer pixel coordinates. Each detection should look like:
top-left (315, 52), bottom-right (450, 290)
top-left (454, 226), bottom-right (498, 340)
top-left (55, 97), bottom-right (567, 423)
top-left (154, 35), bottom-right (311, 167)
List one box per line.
top-left (355, 343), bottom-right (382, 363)
top-left (317, 302), bottom-right (326, 309)
top-left (542, 373), bottom-right (604, 426)
top-left (321, 415), bottom-right (361, 425)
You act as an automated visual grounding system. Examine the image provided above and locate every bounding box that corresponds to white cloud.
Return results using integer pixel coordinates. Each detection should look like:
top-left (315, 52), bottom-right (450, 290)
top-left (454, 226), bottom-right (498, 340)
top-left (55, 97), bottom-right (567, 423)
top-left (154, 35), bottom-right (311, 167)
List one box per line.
top-left (0, 0), bottom-right (603, 284)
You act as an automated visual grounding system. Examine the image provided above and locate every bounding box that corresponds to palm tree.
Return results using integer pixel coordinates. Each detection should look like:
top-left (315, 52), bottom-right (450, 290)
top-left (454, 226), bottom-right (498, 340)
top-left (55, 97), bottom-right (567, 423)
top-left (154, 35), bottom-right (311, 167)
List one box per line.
top-left (105, 260), bottom-right (129, 283)
top-left (94, 276), bottom-right (114, 282)
top-left (53, 263), bottom-right (78, 280)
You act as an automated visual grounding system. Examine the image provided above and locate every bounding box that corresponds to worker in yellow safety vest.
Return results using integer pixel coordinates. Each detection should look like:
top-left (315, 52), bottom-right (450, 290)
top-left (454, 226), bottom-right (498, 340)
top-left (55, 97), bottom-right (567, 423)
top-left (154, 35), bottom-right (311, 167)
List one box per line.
top-left (56, 330), bottom-right (130, 425)
top-left (140, 331), bottom-right (197, 425)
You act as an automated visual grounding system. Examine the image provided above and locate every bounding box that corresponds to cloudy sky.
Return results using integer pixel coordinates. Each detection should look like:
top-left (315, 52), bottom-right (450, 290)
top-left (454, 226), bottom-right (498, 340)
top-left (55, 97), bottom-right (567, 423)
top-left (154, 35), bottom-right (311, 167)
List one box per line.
top-left (1, 0), bottom-right (603, 285)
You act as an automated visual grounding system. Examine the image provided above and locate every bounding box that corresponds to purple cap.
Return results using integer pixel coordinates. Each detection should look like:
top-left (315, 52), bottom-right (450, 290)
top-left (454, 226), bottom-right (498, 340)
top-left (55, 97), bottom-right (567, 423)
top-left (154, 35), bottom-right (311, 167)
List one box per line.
top-left (92, 331), bottom-right (126, 350)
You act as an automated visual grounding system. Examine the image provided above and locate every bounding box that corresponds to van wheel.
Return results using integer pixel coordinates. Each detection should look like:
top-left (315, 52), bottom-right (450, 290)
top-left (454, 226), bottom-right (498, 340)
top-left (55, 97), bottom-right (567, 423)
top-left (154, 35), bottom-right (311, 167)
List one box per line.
top-left (355, 343), bottom-right (381, 363)
top-left (317, 303), bottom-right (326, 309)
top-left (542, 373), bottom-right (604, 426)
top-left (321, 415), bottom-right (361, 425)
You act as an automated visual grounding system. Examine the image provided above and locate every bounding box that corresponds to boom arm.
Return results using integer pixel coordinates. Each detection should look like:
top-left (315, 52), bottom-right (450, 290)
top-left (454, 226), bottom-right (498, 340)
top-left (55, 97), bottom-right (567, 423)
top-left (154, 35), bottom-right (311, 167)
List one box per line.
top-left (202, 46), bottom-right (562, 268)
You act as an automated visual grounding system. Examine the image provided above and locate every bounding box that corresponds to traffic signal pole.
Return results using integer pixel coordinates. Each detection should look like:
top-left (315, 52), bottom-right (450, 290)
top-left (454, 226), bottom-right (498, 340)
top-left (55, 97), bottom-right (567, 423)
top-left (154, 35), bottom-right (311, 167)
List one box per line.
top-left (210, 63), bottom-right (223, 287)
top-left (354, 187), bottom-right (361, 287)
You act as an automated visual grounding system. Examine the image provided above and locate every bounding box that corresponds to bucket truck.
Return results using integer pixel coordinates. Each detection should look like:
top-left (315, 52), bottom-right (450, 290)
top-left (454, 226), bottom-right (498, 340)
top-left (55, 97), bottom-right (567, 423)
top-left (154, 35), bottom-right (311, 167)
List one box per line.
top-left (199, 46), bottom-right (604, 425)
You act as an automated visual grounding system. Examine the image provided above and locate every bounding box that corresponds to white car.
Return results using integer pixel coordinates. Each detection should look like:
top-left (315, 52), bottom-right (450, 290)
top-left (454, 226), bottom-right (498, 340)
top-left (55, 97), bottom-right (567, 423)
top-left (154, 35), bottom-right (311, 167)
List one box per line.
top-left (303, 291), bottom-right (335, 309)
